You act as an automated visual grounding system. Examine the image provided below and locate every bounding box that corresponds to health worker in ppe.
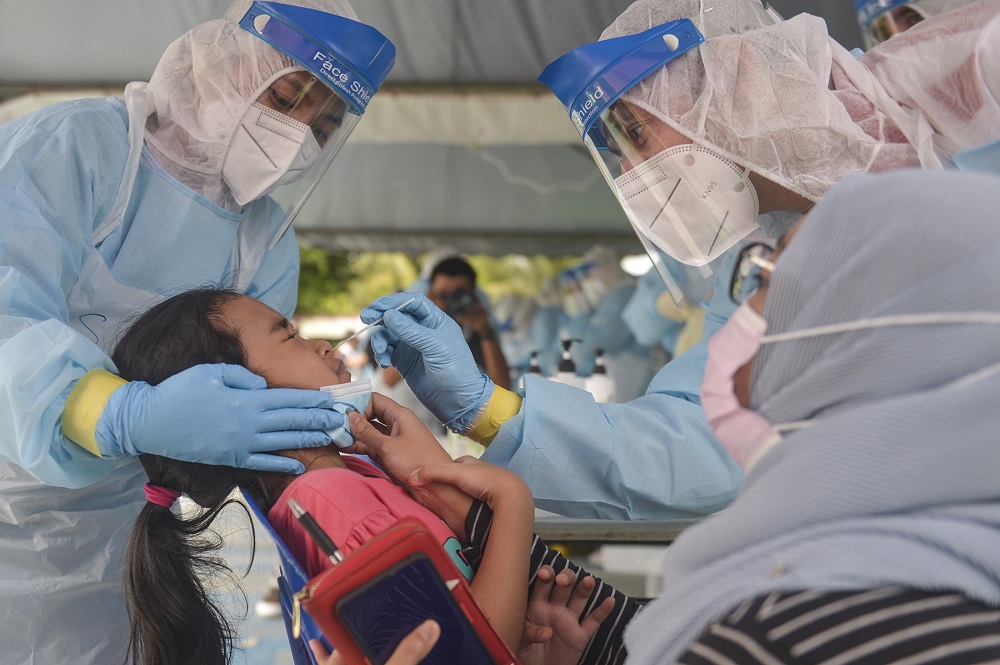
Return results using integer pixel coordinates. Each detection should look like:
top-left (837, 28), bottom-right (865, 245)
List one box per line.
top-left (493, 293), bottom-right (539, 381)
top-left (0, 1), bottom-right (393, 661)
top-left (854, 0), bottom-right (983, 48)
top-left (558, 246), bottom-right (658, 402)
top-left (359, 0), bottom-right (1000, 520)
top-left (621, 266), bottom-right (688, 357)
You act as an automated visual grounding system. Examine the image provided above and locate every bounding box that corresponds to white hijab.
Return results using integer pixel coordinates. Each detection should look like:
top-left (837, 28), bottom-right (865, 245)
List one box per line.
top-left (624, 169), bottom-right (1000, 663)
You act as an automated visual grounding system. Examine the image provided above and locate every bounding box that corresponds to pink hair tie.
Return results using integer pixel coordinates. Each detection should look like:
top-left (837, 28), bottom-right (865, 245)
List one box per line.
top-left (144, 482), bottom-right (182, 508)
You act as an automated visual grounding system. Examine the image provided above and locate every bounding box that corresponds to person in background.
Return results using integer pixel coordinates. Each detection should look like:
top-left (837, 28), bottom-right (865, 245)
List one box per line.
top-left (427, 257), bottom-right (511, 390)
top-left (559, 246), bottom-right (656, 403)
top-left (854, 0), bottom-right (982, 48)
top-left (492, 293), bottom-right (539, 384)
top-left (0, 0), bottom-right (394, 659)
top-left (621, 267), bottom-right (690, 362)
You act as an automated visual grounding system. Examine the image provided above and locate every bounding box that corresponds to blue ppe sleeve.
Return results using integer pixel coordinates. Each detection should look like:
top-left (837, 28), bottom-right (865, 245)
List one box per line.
top-left (481, 265), bottom-right (743, 519)
top-left (0, 100), bottom-right (132, 488)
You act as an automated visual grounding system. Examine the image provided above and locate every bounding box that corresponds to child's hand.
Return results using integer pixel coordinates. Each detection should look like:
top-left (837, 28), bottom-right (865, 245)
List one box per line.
top-left (347, 393), bottom-right (474, 536)
top-left (307, 620), bottom-right (440, 665)
top-left (346, 392), bottom-right (453, 476)
top-left (518, 566), bottom-right (616, 665)
top-left (409, 456), bottom-right (533, 515)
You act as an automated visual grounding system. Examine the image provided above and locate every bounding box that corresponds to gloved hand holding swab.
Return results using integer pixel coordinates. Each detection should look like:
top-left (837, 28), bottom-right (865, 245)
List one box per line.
top-left (332, 297), bottom-right (416, 352)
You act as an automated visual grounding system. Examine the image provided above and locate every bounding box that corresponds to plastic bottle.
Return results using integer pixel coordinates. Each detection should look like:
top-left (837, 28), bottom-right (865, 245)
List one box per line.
top-left (584, 348), bottom-right (616, 403)
top-left (527, 351), bottom-right (542, 374)
top-left (517, 350), bottom-right (543, 392)
top-left (552, 339), bottom-right (585, 389)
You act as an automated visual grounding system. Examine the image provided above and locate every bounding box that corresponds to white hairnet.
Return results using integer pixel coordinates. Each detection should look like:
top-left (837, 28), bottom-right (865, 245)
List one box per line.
top-left (145, 0), bottom-right (357, 203)
top-left (601, 0), bottom-right (1000, 202)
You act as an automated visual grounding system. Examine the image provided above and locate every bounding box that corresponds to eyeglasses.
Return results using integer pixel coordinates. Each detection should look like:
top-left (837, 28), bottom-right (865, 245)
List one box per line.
top-left (729, 242), bottom-right (776, 304)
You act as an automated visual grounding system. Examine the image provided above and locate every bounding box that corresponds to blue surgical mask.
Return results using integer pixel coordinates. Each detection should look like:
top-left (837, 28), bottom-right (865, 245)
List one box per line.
top-left (320, 378), bottom-right (373, 448)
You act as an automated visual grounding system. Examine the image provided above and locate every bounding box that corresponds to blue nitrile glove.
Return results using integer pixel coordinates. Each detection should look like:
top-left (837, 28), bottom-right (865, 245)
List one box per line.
top-left (361, 293), bottom-right (493, 432)
top-left (95, 364), bottom-right (343, 474)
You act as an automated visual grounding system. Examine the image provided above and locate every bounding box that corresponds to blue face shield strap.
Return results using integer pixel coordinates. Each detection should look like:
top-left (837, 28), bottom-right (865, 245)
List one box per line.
top-left (537, 19), bottom-right (704, 143)
top-left (238, 2), bottom-right (395, 114)
top-left (321, 378), bottom-right (373, 448)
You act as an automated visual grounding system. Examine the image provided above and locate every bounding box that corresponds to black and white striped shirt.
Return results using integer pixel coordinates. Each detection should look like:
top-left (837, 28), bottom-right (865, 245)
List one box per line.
top-left (464, 500), bottom-right (642, 665)
top-left (678, 587), bottom-right (1000, 665)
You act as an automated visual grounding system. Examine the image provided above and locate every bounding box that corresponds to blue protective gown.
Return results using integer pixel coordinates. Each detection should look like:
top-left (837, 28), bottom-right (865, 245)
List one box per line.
top-left (481, 253), bottom-right (744, 520)
top-left (0, 98), bottom-right (299, 663)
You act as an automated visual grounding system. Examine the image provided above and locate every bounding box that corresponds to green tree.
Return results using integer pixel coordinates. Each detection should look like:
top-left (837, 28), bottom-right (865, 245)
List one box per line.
top-left (296, 245), bottom-right (580, 315)
top-left (295, 245), bottom-right (356, 314)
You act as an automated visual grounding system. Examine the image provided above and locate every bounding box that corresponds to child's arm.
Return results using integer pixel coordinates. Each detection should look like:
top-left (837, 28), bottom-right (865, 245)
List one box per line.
top-left (346, 394), bottom-right (474, 538)
top-left (463, 500), bottom-right (642, 665)
top-left (409, 457), bottom-right (535, 652)
top-left (347, 394), bottom-right (534, 649)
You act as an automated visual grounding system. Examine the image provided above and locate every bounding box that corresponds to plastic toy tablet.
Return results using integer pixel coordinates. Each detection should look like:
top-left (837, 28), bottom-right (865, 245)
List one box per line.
top-left (294, 518), bottom-right (518, 665)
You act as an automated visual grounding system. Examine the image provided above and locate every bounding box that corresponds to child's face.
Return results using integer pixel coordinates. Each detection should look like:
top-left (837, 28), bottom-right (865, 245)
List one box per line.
top-left (223, 295), bottom-right (352, 389)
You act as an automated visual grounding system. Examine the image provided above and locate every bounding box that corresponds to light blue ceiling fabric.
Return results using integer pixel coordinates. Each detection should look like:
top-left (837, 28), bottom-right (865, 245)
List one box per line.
top-left (623, 169), bottom-right (1000, 664)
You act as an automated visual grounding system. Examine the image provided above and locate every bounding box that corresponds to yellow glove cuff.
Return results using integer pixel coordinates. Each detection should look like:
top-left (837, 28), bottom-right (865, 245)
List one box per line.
top-left (466, 385), bottom-right (523, 445)
top-left (63, 369), bottom-right (128, 457)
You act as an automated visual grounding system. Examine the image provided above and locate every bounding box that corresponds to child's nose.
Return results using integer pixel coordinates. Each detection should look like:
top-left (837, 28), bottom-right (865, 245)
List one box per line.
top-left (312, 339), bottom-right (333, 356)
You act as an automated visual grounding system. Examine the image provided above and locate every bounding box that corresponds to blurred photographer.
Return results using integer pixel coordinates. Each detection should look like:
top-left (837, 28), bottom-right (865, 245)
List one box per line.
top-left (427, 257), bottom-right (510, 389)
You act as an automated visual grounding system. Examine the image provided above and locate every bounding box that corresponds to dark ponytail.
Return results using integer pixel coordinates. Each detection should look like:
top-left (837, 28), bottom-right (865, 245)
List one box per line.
top-left (113, 289), bottom-right (285, 665)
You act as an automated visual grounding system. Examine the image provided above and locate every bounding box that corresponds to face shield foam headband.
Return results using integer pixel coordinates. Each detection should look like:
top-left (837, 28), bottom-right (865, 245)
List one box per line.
top-left (229, 2), bottom-right (395, 244)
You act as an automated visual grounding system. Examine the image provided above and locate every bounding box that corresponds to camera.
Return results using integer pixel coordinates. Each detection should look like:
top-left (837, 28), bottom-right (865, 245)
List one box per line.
top-left (443, 290), bottom-right (476, 317)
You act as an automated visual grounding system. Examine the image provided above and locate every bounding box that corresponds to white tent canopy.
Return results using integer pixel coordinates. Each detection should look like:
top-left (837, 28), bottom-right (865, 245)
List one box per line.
top-left (0, 0), bottom-right (863, 255)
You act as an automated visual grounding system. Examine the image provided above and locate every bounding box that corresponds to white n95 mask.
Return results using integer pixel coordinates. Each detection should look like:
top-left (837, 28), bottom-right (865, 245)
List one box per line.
top-left (222, 102), bottom-right (321, 206)
top-left (615, 144), bottom-right (760, 268)
top-left (321, 378), bottom-right (373, 448)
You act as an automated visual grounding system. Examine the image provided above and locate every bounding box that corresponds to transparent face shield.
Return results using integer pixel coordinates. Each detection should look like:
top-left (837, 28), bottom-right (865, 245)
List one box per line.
top-left (230, 1), bottom-right (396, 248)
top-left (856, 0), bottom-right (927, 49)
top-left (225, 70), bottom-right (362, 249)
top-left (538, 2), bottom-right (783, 307)
top-left (585, 96), bottom-right (761, 307)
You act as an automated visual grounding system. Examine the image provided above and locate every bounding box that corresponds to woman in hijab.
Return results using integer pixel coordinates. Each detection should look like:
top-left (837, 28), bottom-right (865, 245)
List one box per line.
top-left (620, 169), bottom-right (1000, 663)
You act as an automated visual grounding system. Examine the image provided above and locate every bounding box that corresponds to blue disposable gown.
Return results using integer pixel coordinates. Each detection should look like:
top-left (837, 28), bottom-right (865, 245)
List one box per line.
top-left (0, 98), bottom-right (299, 662)
top-left (481, 254), bottom-right (744, 520)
